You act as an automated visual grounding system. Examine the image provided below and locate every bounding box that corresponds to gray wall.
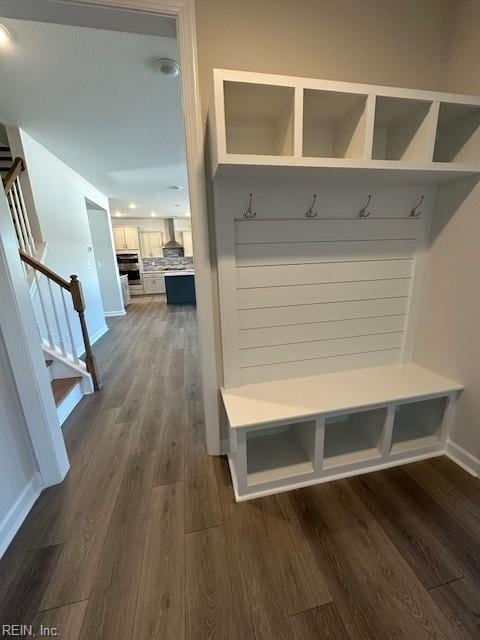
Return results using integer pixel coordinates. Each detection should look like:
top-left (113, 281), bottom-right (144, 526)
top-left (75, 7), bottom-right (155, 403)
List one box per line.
top-left (414, 0), bottom-right (480, 462)
top-left (195, 0), bottom-right (456, 117)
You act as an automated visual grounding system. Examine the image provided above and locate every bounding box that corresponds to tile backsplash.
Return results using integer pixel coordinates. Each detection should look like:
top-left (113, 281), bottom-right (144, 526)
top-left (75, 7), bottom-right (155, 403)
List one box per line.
top-left (143, 257), bottom-right (194, 271)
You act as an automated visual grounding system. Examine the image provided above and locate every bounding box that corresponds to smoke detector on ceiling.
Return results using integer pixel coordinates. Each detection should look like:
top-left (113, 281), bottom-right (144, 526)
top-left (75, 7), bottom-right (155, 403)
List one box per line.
top-left (155, 58), bottom-right (180, 77)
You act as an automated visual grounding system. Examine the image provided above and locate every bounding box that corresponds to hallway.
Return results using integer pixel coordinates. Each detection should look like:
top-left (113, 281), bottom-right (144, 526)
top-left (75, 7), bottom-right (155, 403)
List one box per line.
top-left (0, 296), bottom-right (479, 639)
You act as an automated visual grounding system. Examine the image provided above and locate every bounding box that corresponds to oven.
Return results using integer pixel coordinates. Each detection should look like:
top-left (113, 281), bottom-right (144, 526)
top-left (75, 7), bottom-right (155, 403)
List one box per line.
top-left (116, 253), bottom-right (141, 284)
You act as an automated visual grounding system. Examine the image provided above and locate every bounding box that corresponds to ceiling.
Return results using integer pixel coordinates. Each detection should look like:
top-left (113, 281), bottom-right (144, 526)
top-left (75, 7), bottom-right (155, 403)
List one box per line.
top-left (0, 16), bottom-right (191, 218)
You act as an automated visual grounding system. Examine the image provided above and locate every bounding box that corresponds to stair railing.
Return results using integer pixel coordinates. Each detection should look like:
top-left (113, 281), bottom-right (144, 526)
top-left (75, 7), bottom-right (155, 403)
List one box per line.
top-left (3, 156), bottom-right (100, 390)
top-left (19, 250), bottom-right (100, 391)
top-left (2, 157), bottom-right (36, 257)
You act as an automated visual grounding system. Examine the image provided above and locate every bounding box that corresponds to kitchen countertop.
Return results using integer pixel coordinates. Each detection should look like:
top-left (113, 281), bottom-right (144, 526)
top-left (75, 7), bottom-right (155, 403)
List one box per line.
top-left (164, 270), bottom-right (195, 277)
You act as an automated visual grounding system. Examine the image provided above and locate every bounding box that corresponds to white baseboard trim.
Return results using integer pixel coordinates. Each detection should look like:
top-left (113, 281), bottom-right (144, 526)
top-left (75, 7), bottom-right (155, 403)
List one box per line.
top-left (104, 310), bottom-right (126, 317)
top-left (0, 472), bottom-right (43, 559)
top-left (57, 381), bottom-right (84, 426)
top-left (446, 439), bottom-right (480, 477)
top-left (90, 323), bottom-right (109, 345)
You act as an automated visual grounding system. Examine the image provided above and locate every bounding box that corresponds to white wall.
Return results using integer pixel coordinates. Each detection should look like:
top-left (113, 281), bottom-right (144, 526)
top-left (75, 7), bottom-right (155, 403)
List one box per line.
top-left (19, 129), bottom-right (109, 350)
top-left (87, 208), bottom-right (124, 316)
top-left (0, 328), bottom-right (39, 556)
top-left (413, 0), bottom-right (480, 467)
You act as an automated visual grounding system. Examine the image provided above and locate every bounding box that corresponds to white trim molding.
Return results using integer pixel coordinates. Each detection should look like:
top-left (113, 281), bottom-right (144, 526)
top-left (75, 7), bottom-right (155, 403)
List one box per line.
top-left (0, 473), bottom-right (42, 559)
top-left (104, 310), bottom-right (126, 317)
top-left (446, 439), bottom-right (480, 477)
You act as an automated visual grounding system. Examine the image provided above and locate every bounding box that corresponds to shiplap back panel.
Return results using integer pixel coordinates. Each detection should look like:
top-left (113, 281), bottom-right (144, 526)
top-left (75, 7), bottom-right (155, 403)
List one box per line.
top-left (213, 181), bottom-right (435, 387)
top-left (234, 217), bottom-right (416, 384)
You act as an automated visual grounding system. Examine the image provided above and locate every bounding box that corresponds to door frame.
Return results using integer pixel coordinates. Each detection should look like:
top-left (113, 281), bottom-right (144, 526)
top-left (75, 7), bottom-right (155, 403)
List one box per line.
top-left (1, 0), bottom-right (221, 453)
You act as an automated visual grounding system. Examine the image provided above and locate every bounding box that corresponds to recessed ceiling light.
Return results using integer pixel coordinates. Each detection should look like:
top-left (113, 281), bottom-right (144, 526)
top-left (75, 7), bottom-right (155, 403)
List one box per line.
top-left (155, 58), bottom-right (180, 78)
top-left (114, 212), bottom-right (123, 217)
top-left (150, 211), bottom-right (157, 217)
top-left (0, 24), bottom-right (12, 49)
top-left (128, 203), bottom-right (136, 210)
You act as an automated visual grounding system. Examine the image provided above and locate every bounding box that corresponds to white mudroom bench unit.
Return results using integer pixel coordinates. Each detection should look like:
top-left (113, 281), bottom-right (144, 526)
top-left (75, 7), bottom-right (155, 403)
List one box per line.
top-left (208, 69), bottom-right (476, 500)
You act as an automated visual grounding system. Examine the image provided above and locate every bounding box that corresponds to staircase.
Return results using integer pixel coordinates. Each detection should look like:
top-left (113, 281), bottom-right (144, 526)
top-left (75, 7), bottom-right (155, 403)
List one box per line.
top-left (2, 155), bottom-right (100, 424)
top-left (0, 144), bottom-right (13, 180)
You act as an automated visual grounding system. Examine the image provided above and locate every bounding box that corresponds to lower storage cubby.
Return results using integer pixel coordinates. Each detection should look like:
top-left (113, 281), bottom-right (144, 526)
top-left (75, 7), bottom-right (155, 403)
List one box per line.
top-left (246, 420), bottom-right (316, 486)
top-left (391, 397), bottom-right (446, 454)
top-left (323, 408), bottom-right (386, 469)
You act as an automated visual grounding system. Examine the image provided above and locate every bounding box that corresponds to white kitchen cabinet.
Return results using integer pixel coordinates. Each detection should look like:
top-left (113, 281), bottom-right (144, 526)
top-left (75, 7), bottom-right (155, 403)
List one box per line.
top-left (182, 231), bottom-right (193, 256)
top-left (143, 273), bottom-right (166, 294)
top-left (113, 226), bottom-right (139, 251)
top-left (140, 231), bottom-right (164, 258)
top-left (120, 275), bottom-right (131, 307)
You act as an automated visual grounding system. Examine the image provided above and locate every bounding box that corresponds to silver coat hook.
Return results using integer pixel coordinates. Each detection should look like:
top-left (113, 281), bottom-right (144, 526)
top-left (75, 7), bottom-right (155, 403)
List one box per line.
top-left (305, 194), bottom-right (318, 218)
top-left (410, 195), bottom-right (424, 218)
top-left (244, 193), bottom-right (256, 218)
top-left (359, 195), bottom-right (372, 218)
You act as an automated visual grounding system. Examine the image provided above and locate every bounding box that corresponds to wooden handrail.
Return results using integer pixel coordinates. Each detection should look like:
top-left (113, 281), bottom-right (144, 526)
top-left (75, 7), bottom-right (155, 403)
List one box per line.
top-left (18, 250), bottom-right (101, 391)
top-left (3, 157), bottom-right (24, 193)
top-left (19, 249), bottom-right (71, 290)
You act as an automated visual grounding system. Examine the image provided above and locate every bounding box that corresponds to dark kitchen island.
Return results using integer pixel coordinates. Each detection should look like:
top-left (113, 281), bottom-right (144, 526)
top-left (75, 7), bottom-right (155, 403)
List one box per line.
top-left (165, 271), bottom-right (196, 305)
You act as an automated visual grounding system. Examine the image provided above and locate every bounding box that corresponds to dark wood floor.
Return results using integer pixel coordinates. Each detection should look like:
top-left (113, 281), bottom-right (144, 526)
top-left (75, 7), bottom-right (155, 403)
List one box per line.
top-left (1, 295), bottom-right (479, 639)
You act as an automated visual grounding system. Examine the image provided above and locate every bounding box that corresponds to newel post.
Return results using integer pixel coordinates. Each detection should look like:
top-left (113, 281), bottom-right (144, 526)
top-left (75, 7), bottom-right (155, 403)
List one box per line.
top-left (70, 274), bottom-right (101, 391)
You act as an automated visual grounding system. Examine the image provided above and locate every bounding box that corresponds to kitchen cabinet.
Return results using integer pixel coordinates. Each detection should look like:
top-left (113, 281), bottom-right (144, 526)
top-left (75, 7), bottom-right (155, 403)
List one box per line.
top-left (113, 226), bottom-right (139, 251)
top-left (120, 274), bottom-right (131, 307)
top-left (143, 273), bottom-right (166, 294)
top-left (182, 231), bottom-right (193, 257)
top-left (140, 231), bottom-right (164, 258)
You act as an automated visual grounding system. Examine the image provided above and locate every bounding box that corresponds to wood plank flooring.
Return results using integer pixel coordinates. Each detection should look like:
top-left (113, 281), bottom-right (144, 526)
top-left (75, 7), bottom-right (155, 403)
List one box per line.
top-left (1, 295), bottom-right (479, 639)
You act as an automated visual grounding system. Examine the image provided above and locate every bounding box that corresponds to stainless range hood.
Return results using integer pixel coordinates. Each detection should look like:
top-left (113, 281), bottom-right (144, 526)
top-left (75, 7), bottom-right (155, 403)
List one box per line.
top-left (163, 218), bottom-right (184, 257)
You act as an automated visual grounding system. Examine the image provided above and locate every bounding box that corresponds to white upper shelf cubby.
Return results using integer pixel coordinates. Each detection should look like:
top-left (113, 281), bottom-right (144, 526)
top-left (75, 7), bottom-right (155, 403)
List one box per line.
top-left (303, 90), bottom-right (370, 159)
top-left (224, 81), bottom-right (295, 156)
top-left (209, 69), bottom-right (480, 183)
top-left (372, 97), bottom-right (436, 162)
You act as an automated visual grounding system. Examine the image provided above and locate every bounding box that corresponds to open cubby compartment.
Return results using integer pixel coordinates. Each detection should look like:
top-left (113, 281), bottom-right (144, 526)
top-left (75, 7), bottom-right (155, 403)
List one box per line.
top-left (391, 396), bottom-right (446, 454)
top-left (323, 407), bottom-right (387, 469)
top-left (433, 102), bottom-right (480, 163)
top-left (223, 81), bottom-right (295, 156)
top-left (245, 420), bottom-right (316, 486)
top-left (303, 90), bottom-right (369, 158)
top-left (372, 96), bottom-right (435, 161)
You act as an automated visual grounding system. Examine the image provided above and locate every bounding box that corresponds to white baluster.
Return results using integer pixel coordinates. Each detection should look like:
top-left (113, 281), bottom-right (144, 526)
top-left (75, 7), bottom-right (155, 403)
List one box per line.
top-left (61, 288), bottom-right (79, 363)
top-left (47, 279), bottom-right (67, 357)
top-left (36, 273), bottom-right (55, 349)
top-left (7, 191), bottom-right (26, 252)
top-left (12, 182), bottom-right (32, 255)
top-left (15, 177), bottom-right (36, 254)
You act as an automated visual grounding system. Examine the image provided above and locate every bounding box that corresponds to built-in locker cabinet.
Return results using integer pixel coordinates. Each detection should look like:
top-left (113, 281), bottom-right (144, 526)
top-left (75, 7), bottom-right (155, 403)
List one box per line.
top-left (210, 70), bottom-right (468, 502)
